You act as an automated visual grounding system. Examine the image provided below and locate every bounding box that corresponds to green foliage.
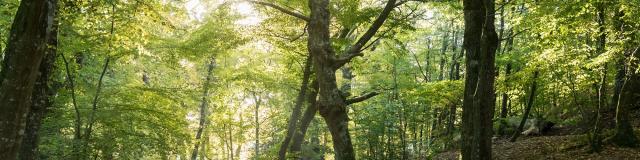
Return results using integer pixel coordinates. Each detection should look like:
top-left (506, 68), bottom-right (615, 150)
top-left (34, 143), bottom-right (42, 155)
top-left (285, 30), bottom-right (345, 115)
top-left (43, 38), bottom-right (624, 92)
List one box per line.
top-left (2, 0), bottom-right (639, 159)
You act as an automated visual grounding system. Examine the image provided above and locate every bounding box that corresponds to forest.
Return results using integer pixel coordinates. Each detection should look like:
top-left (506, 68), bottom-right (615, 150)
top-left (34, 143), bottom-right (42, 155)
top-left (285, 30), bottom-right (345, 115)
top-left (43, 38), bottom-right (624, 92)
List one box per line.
top-left (1, 0), bottom-right (640, 159)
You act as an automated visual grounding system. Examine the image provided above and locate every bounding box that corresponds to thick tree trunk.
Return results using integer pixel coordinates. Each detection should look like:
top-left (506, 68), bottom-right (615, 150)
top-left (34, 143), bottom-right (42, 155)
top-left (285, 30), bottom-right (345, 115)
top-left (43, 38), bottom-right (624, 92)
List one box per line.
top-left (609, 60), bottom-right (640, 147)
top-left (510, 71), bottom-right (539, 142)
top-left (18, 7), bottom-right (59, 160)
top-left (0, 0), bottom-right (57, 158)
top-left (460, 0), bottom-right (499, 159)
top-left (307, 0), bottom-right (393, 158)
top-left (308, 4), bottom-right (341, 159)
top-left (191, 59), bottom-right (215, 160)
top-left (279, 55), bottom-right (313, 160)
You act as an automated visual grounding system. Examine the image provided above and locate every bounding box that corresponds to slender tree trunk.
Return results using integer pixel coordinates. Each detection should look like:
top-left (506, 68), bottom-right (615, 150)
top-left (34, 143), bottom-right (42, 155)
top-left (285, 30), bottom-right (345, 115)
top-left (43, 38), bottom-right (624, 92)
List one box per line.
top-left (455, 49), bottom-right (463, 80)
top-left (228, 124), bottom-right (234, 160)
top-left (279, 54), bottom-right (313, 160)
top-left (448, 26), bottom-right (459, 81)
top-left (498, 25), bottom-right (515, 136)
top-left (222, 124), bottom-right (229, 160)
top-left (439, 25), bottom-right (450, 81)
top-left (84, 57), bottom-right (110, 140)
top-left (610, 58), bottom-right (624, 111)
top-left (254, 93), bottom-right (261, 159)
top-left (290, 81), bottom-right (319, 157)
top-left (589, 4), bottom-right (606, 152)
top-left (0, 0), bottom-right (57, 158)
top-left (82, 5), bottom-right (116, 157)
top-left (191, 58), bottom-right (215, 160)
top-left (429, 108), bottom-right (439, 143)
top-left (510, 71), bottom-right (539, 142)
top-left (426, 39), bottom-right (432, 82)
top-left (18, 7), bottom-right (59, 159)
top-left (446, 25), bottom-right (460, 148)
top-left (460, 0), bottom-right (499, 159)
top-left (498, 63), bottom-right (511, 135)
top-left (61, 53), bottom-right (83, 159)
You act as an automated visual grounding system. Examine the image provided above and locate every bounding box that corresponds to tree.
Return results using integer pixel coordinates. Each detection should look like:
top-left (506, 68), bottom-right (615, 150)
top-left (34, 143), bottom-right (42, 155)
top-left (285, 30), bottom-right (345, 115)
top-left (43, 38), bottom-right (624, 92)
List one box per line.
top-left (0, 0), bottom-right (57, 158)
top-left (18, 5), bottom-right (59, 159)
top-left (607, 4), bottom-right (639, 147)
top-left (254, 0), bottom-right (404, 158)
top-left (307, 0), bottom-right (395, 158)
top-left (191, 58), bottom-right (215, 160)
top-left (460, 0), bottom-right (499, 159)
top-left (510, 70), bottom-right (539, 142)
top-left (278, 54), bottom-right (313, 159)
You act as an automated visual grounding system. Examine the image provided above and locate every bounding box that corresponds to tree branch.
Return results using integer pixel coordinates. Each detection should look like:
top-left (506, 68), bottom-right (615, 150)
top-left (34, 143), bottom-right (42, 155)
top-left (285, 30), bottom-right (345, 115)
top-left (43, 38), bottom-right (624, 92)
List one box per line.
top-left (334, 0), bottom-right (397, 68)
top-left (346, 92), bottom-right (380, 105)
top-left (360, 5), bottom-right (420, 52)
top-left (395, 0), bottom-right (428, 7)
top-left (248, 0), bottom-right (310, 22)
top-left (500, 29), bottom-right (529, 41)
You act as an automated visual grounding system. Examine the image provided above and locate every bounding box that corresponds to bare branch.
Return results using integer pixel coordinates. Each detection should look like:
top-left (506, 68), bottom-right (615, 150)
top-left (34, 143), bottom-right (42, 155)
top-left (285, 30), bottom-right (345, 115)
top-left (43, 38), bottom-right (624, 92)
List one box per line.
top-left (248, 0), bottom-right (310, 22)
top-left (346, 92), bottom-right (380, 105)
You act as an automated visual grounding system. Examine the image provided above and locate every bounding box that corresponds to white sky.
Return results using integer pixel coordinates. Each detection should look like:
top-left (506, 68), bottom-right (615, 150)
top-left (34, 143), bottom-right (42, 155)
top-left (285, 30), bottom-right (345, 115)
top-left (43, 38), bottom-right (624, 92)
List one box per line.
top-left (185, 0), bottom-right (264, 25)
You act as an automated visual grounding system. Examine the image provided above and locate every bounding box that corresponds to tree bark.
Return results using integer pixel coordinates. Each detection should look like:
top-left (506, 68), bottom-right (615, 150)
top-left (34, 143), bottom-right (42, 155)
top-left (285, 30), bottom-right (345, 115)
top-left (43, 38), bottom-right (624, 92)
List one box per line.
top-left (18, 5), bottom-right (59, 159)
top-left (0, 0), bottom-right (57, 158)
top-left (191, 58), bottom-right (216, 160)
top-left (460, 0), bottom-right (499, 159)
top-left (510, 71), bottom-right (539, 142)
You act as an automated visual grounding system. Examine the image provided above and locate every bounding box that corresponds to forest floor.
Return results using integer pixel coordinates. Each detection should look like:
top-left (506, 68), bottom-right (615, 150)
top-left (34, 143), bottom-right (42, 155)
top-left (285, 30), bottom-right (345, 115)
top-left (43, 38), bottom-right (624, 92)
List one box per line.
top-left (435, 109), bottom-right (640, 160)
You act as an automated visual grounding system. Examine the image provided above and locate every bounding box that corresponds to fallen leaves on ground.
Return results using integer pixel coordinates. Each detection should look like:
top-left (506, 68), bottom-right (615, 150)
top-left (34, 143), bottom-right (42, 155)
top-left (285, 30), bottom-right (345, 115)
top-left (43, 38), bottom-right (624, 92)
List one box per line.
top-left (434, 135), bottom-right (640, 160)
